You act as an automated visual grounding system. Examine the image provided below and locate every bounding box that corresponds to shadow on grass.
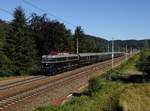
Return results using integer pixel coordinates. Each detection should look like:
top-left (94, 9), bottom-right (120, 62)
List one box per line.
top-left (108, 74), bottom-right (150, 83)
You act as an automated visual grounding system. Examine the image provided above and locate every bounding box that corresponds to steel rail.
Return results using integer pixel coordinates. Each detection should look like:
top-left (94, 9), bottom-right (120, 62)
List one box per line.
top-left (0, 76), bottom-right (46, 91)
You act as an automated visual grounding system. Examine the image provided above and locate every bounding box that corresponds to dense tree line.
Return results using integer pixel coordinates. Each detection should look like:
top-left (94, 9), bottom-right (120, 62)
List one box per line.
top-left (0, 6), bottom-right (108, 76)
top-left (112, 39), bottom-right (150, 52)
top-left (0, 6), bottom-right (150, 76)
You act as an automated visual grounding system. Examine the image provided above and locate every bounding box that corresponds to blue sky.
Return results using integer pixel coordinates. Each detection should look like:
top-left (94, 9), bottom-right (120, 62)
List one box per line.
top-left (0, 0), bottom-right (150, 40)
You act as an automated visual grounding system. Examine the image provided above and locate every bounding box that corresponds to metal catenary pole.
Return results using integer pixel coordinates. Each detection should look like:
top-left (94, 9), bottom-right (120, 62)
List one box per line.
top-left (108, 43), bottom-right (110, 52)
top-left (126, 44), bottom-right (128, 60)
top-left (77, 37), bottom-right (79, 54)
top-left (112, 38), bottom-right (114, 69)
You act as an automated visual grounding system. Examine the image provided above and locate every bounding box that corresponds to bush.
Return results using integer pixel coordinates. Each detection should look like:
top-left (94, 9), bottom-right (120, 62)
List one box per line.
top-left (137, 49), bottom-right (150, 76)
top-left (105, 69), bottom-right (125, 81)
top-left (87, 77), bottom-right (102, 96)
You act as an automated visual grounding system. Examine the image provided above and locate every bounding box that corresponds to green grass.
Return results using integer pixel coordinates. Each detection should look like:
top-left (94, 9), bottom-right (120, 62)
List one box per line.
top-left (0, 76), bottom-right (15, 81)
top-left (0, 77), bottom-right (7, 80)
top-left (103, 53), bottom-right (143, 81)
top-left (34, 80), bottom-right (126, 111)
top-left (119, 83), bottom-right (150, 111)
top-left (117, 54), bottom-right (141, 75)
top-left (0, 75), bottom-right (28, 81)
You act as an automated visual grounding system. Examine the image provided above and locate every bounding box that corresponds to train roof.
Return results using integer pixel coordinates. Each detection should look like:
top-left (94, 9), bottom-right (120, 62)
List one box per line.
top-left (42, 52), bottom-right (123, 58)
top-left (42, 54), bottom-right (78, 58)
top-left (79, 52), bottom-right (111, 57)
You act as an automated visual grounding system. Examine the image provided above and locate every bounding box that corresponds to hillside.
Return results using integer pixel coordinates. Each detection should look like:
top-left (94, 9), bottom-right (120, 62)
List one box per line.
top-left (112, 39), bottom-right (150, 51)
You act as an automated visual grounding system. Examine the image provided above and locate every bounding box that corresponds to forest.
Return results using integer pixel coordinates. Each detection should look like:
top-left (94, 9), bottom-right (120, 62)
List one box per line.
top-left (0, 6), bottom-right (150, 76)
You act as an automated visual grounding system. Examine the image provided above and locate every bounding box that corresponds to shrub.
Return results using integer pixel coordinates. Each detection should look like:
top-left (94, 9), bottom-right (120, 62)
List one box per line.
top-left (87, 77), bottom-right (102, 96)
top-left (137, 49), bottom-right (150, 76)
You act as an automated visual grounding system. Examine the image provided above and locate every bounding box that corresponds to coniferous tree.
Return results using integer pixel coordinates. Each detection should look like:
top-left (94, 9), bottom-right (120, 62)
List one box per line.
top-left (0, 20), bottom-right (12, 76)
top-left (5, 6), bottom-right (38, 75)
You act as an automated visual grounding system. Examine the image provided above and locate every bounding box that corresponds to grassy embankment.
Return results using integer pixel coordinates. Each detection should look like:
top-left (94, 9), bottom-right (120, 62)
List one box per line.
top-left (119, 83), bottom-right (150, 111)
top-left (35, 80), bottom-right (126, 111)
top-left (118, 54), bottom-right (141, 74)
top-left (34, 53), bottom-right (150, 111)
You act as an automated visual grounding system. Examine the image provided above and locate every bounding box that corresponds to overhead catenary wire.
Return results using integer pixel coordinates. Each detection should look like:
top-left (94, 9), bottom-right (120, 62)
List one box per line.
top-left (0, 4), bottom-right (73, 35)
top-left (22, 0), bottom-right (76, 28)
top-left (0, 7), bottom-right (72, 36)
top-left (0, 8), bottom-right (13, 15)
top-left (1, 1), bottom-right (113, 40)
top-left (0, 0), bottom-right (113, 39)
top-left (22, 0), bottom-right (113, 39)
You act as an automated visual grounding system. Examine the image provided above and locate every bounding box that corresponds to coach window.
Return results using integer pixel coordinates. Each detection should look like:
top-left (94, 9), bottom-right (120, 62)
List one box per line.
top-left (69, 57), bottom-right (76, 60)
top-left (57, 57), bottom-right (65, 61)
top-left (68, 57), bottom-right (71, 60)
top-left (48, 58), bottom-right (56, 62)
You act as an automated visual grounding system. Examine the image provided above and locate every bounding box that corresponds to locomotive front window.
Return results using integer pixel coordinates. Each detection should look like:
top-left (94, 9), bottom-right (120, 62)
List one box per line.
top-left (42, 58), bottom-right (47, 61)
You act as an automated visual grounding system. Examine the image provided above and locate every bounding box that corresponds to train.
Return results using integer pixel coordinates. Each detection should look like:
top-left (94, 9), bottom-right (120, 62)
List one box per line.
top-left (41, 52), bottom-right (124, 75)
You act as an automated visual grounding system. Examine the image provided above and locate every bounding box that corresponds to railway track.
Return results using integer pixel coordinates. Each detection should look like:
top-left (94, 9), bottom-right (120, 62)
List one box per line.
top-left (0, 69), bottom-right (91, 109)
top-left (0, 57), bottom-right (119, 100)
top-left (0, 76), bottom-right (46, 91)
top-left (0, 56), bottom-right (126, 111)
